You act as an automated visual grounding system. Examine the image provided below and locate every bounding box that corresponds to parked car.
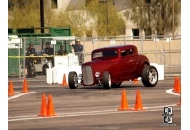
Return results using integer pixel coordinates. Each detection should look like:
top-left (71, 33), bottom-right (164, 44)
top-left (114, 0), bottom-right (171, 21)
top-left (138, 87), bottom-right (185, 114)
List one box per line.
top-left (68, 44), bottom-right (158, 89)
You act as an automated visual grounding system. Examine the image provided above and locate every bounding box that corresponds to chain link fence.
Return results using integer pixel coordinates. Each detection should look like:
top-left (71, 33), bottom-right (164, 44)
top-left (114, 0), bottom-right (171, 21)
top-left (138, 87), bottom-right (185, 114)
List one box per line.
top-left (8, 35), bottom-right (181, 80)
top-left (81, 35), bottom-right (181, 76)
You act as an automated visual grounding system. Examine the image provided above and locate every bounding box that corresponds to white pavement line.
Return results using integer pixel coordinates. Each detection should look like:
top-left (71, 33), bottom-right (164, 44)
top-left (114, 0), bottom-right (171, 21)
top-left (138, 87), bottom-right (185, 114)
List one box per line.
top-left (8, 92), bottom-right (36, 100)
top-left (150, 107), bottom-right (181, 112)
top-left (8, 111), bottom-right (128, 122)
top-left (166, 89), bottom-right (180, 96)
top-left (8, 104), bottom-right (180, 122)
top-left (9, 116), bottom-right (46, 122)
top-left (9, 115), bottom-right (38, 119)
top-left (8, 109), bottom-right (116, 119)
top-left (62, 109), bottom-right (116, 115)
top-left (144, 104), bottom-right (177, 109)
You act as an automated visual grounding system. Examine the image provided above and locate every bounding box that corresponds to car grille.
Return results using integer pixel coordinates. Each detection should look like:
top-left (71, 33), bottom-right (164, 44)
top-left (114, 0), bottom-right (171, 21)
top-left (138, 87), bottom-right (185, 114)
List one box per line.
top-left (82, 65), bottom-right (93, 85)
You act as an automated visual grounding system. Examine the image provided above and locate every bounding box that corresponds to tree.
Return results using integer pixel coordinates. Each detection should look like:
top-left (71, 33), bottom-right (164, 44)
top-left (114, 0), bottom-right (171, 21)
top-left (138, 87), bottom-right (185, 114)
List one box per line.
top-left (8, 0), bottom-right (59, 30)
top-left (8, 0), bottom-right (31, 10)
top-left (56, 4), bottom-right (94, 37)
top-left (8, 0), bottom-right (40, 28)
top-left (86, 0), bottom-right (126, 37)
top-left (8, 0), bottom-right (126, 37)
top-left (44, 2), bottom-right (59, 28)
top-left (125, 0), bottom-right (181, 36)
top-left (152, 0), bottom-right (181, 36)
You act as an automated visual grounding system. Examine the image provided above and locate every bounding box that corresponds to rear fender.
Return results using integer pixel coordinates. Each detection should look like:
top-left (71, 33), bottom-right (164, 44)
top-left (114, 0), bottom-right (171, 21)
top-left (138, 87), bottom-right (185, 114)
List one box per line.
top-left (138, 61), bottom-right (150, 77)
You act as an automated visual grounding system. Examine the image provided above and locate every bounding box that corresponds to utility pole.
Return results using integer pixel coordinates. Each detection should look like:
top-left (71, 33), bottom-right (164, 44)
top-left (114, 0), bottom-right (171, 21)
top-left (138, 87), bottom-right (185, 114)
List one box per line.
top-left (172, 0), bottom-right (174, 37)
top-left (40, 0), bottom-right (44, 49)
top-left (105, 0), bottom-right (108, 35)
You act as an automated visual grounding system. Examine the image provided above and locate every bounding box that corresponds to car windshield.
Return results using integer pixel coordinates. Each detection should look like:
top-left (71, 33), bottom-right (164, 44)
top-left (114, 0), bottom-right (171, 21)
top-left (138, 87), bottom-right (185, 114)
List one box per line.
top-left (93, 50), bottom-right (118, 59)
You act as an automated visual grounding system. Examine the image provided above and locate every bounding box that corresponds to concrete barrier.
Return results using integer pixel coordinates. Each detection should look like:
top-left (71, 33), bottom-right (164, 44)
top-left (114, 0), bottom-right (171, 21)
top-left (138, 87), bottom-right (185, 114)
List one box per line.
top-left (46, 68), bottom-right (53, 84)
top-left (47, 65), bottom-right (82, 84)
top-left (150, 63), bottom-right (164, 80)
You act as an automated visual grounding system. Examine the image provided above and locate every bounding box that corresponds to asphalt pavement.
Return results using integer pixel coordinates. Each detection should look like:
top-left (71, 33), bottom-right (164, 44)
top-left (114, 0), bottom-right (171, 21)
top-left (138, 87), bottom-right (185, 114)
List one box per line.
top-left (8, 77), bottom-right (181, 130)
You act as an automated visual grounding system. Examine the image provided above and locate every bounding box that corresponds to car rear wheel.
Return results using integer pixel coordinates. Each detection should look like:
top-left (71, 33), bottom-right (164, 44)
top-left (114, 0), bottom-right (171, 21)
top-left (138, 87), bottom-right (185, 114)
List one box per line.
top-left (68, 71), bottom-right (79, 89)
top-left (102, 71), bottom-right (111, 89)
top-left (141, 65), bottom-right (158, 87)
top-left (111, 82), bottom-right (122, 88)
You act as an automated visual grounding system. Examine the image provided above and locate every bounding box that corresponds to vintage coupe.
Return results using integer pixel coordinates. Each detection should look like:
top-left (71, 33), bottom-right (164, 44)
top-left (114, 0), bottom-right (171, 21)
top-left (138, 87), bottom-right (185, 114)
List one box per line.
top-left (68, 45), bottom-right (158, 89)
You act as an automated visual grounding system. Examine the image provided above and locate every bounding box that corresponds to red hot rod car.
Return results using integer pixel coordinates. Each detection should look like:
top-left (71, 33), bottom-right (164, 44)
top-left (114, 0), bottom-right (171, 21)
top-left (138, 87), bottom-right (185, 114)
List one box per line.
top-left (68, 45), bottom-right (158, 89)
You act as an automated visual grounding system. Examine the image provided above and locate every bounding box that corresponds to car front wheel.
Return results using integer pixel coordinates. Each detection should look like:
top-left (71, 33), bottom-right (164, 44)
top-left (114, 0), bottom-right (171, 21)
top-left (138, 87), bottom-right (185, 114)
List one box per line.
top-left (102, 71), bottom-right (112, 89)
top-left (68, 71), bottom-right (79, 89)
top-left (141, 65), bottom-right (158, 87)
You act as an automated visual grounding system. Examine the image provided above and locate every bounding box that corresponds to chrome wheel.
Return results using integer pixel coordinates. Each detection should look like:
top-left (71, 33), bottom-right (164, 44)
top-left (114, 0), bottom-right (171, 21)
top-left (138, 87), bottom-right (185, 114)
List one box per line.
top-left (148, 68), bottom-right (158, 84)
top-left (102, 71), bottom-right (112, 89)
top-left (108, 74), bottom-right (111, 87)
top-left (74, 74), bottom-right (78, 87)
top-left (141, 65), bottom-right (158, 87)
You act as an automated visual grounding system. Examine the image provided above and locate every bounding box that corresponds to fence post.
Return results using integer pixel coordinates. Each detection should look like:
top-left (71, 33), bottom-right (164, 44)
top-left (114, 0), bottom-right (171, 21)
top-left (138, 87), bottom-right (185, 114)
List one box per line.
top-left (162, 39), bottom-right (165, 66)
top-left (140, 36), bottom-right (143, 54)
top-left (23, 37), bottom-right (26, 79)
top-left (155, 36), bottom-right (158, 63)
top-left (169, 37), bottom-right (171, 74)
top-left (83, 38), bottom-right (86, 63)
top-left (53, 41), bottom-right (55, 67)
top-left (124, 36), bottom-right (126, 45)
top-left (18, 38), bottom-right (21, 78)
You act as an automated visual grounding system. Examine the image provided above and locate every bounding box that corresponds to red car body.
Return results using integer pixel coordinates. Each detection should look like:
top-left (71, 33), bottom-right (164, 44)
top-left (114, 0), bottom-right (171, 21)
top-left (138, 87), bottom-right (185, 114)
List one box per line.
top-left (81, 45), bottom-right (150, 86)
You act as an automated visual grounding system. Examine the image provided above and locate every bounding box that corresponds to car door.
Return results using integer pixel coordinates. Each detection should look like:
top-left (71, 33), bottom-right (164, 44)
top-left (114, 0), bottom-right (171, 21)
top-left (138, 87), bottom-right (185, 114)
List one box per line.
top-left (127, 55), bottom-right (139, 77)
top-left (119, 49), bottom-right (130, 79)
top-left (119, 49), bottom-right (138, 79)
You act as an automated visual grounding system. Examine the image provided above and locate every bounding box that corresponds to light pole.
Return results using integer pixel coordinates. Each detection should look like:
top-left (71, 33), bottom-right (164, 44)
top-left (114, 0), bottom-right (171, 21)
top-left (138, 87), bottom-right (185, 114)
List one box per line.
top-left (172, 0), bottom-right (174, 37)
top-left (106, 0), bottom-right (108, 35)
top-left (40, 0), bottom-right (44, 33)
top-left (40, 0), bottom-right (44, 49)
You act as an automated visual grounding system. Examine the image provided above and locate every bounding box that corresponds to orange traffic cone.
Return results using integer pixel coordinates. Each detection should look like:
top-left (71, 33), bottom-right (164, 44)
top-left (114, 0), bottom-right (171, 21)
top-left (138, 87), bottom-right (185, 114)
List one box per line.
top-left (21, 79), bottom-right (29, 93)
top-left (118, 89), bottom-right (131, 111)
top-left (8, 80), bottom-right (15, 96)
top-left (61, 73), bottom-right (68, 87)
top-left (174, 77), bottom-right (181, 93)
top-left (132, 78), bottom-right (139, 84)
top-left (46, 94), bottom-right (57, 116)
top-left (38, 94), bottom-right (47, 117)
top-left (133, 90), bottom-right (144, 111)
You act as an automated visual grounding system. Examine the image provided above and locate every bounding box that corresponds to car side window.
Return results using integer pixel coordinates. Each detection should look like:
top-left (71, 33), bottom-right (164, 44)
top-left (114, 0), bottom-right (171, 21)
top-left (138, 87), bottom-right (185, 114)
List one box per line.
top-left (129, 49), bottom-right (134, 55)
top-left (121, 50), bottom-right (127, 57)
top-left (121, 49), bottom-right (133, 57)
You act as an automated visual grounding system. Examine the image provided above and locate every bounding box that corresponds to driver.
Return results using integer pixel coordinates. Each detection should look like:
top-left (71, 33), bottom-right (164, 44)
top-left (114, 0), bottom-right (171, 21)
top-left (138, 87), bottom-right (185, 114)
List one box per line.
top-left (126, 49), bottom-right (130, 55)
